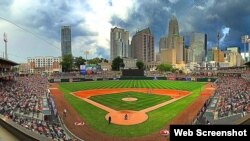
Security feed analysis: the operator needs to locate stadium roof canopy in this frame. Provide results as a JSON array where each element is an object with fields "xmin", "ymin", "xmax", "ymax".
[{"xmin": 0, "ymin": 57, "xmax": 19, "ymax": 66}]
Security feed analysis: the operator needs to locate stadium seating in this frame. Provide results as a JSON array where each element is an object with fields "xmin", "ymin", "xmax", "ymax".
[{"xmin": 0, "ymin": 75, "xmax": 72, "ymax": 141}]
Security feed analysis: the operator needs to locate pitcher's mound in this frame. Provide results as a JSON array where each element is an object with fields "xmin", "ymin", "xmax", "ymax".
[
  {"xmin": 122, "ymin": 97, "xmax": 138, "ymax": 102},
  {"xmin": 105, "ymin": 110, "xmax": 148, "ymax": 125}
]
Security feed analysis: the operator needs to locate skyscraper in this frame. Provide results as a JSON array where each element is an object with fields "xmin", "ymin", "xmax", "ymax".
[
  {"xmin": 131, "ymin": 28, "xmax": 154, "ymax": 66},
  {"xmin": 160, "ymin": 16, "xmax": 184, "ymax": 64},
  {"xmin": 61, "ymin": 26, "xmax": 72, "ymax": 56},
  {"xmin": 189, "ymin": 32, "xmax": 207, "ymax": 64},
  {"xmin": 168, "ymin": 16, "xmax": 179, "ymax": 36},
  {"xmin": 160, "ymin": 48, "xmax": 176, "ymax": 65},
  {"xmin": 159, "ymin": 37, "xmax": 166, "ymax": 53},
  {"xmin": 110, "ymin": 27, "xmax": 130, "ymax": 61}
]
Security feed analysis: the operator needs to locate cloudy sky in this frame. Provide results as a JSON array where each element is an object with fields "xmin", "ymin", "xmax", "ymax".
[{"xmin": 0, "ymin": 0, "xmax": 249, "ymax": 63}]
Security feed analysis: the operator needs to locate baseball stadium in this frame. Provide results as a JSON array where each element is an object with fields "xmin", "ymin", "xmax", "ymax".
[
  {"xmin": 0, "ymin": 1, "xmax": 250, "ymax": 140},
  {"xmin": 1, "ymin": 58, "xmax": 249, "ymax": 141}
]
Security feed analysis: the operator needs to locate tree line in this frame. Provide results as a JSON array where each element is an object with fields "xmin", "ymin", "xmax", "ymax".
[{"xmin": 60, "ymin": 54, "xmax": 108, "ymax": 72}]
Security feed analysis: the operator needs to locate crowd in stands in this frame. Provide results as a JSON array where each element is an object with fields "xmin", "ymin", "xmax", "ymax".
[
  {"xmin": 194, "ymin": 66, "xmax": 250, "ymax": 124},
  {"xmin": 241, "ymin": 70, "xmax": 250, "ymax": 82},
  {"xmin": 194, "ymin": 75, "xmax": 250, "ymax": 124},
  {"xmin": 0, "ymin": 72, "xmax": 16, "ymax": 78},
  {"xmin": 0, "ymin": 75, "xmax": 73, "ymax": 141},
  {"xmin": 214, "ymin": 77, "xmax": 250, "ymax": 118}
]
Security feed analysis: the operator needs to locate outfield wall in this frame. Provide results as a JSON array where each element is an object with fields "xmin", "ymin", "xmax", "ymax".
[{"xmin": 48, "ymin": 77, "xmax": 217, "ymax": 83}]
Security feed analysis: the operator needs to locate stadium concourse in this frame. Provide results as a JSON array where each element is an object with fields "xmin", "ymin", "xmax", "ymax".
[{"xmin": 0, "ymin": 58, "xmax": 76, "ymax": 141}]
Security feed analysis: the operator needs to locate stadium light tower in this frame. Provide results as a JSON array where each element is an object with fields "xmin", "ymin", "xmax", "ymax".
[
  {"xmin": 3, "ymin": 32, "xmax": 7, "ymax": 59},
  {"xmin": 84, "ymin": 50, "xmax": 90, "ymax": 64},
  {"xmin": 248, "ymin": 38, "xmax": 250, "ymax": 61},
  {"xmin": 241, "ymin": 35, "xmax": 249, "ymax": 62}
]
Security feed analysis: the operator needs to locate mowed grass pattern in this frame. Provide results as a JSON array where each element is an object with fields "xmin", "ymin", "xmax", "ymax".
[
  {"xmin": 60, "ymin": 80, "xmax": 203, "ymax": 91},
  {"xmin": 89, "ymin": 91, "xmax": 172, "ymax": 111},
  {"xmin": 59, "ymin": 80, "xmax": 205, "ymax": 137}
]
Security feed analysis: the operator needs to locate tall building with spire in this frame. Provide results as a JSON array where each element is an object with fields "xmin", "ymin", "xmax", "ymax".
[
  {"xmin": 131, "ymin": 28, "xmax": 154, "ymax": 68},
  {"xmin": 110, "ymin": 27, "xmax": 130, "ymax": 61},
  {"xmin": 159, "ymin": 16, "xmax": 184, "ymax": 64},
  {"xmin": 168, "ymin": 16, "xmax": 179, "ymax": 36}
]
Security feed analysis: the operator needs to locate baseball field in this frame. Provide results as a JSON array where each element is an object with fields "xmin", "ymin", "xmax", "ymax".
[{"xmin": 57, "ymin": 80, "xmax": 204, "ymax": 138}]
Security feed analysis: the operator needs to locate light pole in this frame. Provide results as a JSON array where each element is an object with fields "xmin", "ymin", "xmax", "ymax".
[
  {"xmin": 84, "ymin": 50, "xmax": 90, "ymax": 64},
  {"xmin": 217, "ymin": 32, "xmax": 220, "ymax": 69},
  {"xmin": 247, "ymin": 38, "xmax": 250, "ymax": 62},
  {"xmin": 241, "ymin": 35, "xmax": 249, "ymax": 62},
  {"xmin": 3, "ymin": 32, "xmax": 7, "ymax": 60}
]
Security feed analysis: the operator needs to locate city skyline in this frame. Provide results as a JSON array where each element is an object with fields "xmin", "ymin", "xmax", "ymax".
[{"xmin": 0, "ymin": 0, "xmax": 249, "ymax": 63}]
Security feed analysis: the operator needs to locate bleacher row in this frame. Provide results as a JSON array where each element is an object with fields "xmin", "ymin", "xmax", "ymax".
[{"xmin": 0, "ymin": 75, "xmax": 73, "ymax": 141}]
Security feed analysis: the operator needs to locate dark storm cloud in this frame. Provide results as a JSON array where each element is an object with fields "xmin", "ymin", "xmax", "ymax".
[
  {"xmin": 111, "ymin": 0, "xmax": 250, "ymax": 52},
  {"xmin": 178, "ymin": 0, "xmax": 250, "ymax": 51},
  {"xmin": 209, "ymin": 0, "xmax": 250, "ymax": 50},
  {"xmin": 110, "ymin": 0, "xmax": 175, "ymax": 51}
]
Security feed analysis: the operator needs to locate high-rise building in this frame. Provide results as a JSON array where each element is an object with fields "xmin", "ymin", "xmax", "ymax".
[
  {"xmin": 183, "ymin": 46, "xmax": 189, "ymax": 64},
  {"xmin": 207, "ymin": 48, "xmax": 214, "ymax": 62},
  {"xmin": 159, "ymin": 16, "xmax": 184, "ymax": 64},
  {"xmin": 156, "ymin": 53, "xmax": 161, "ymax": 62},
  {"xmin": 168, "ymin": 16, "xmax": 179, "ymax": 36},
  {"xmin": 226, "ymin": 46, "xmax": 240, "ymax": 53},
  {"xmin": 189, "ymin": 32, "xmax": 207, "ymax": 64},
  {"xmin": 61, "ymin": 26, "xmax": 72, "ymax": 56},
  {"xmin": 213, "ymin": 49, "xmax": 224, "ymax": 62},
  {"xmin": 131, "ymin": 28, "xmax": 154, "ymax": 67},
  {"xmin": 224, "ymin": 50, "xmax": 243, "ymax": 67},
  {"xmin": 110, "ymin": 27, "xmax": 130, "ymax": 61},
  {"xmin": 159, "ymin": 37, "xmax": 166, "ymax": 52},
  {"xmin": 160, "ymin": 48, "xmax": 176, "ymax": 65}
]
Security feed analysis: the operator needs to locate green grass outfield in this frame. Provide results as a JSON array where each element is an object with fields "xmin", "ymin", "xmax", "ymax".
[
  {"xmin": 89, "ymin": 91, "xmax": 172, "ymax": 111},
  {"xmin": 59, "ymin": 80, "xmax": 204, "ymax": 137}
]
